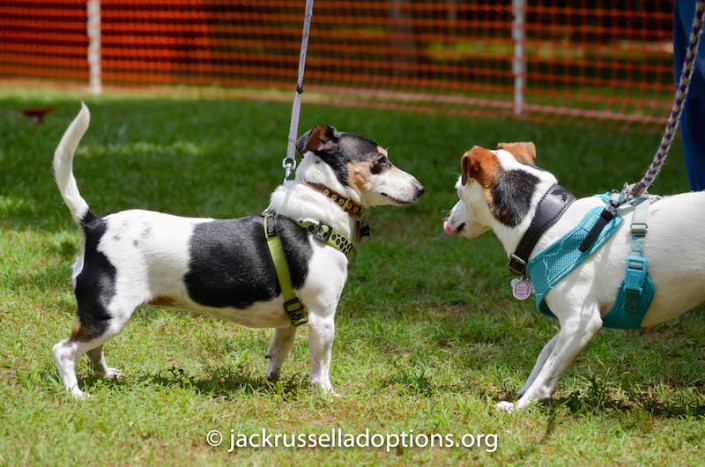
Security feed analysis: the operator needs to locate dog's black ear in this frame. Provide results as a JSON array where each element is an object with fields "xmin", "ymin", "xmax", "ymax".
[{"xmin": 296, "ymin": 124, "xmax": 339, "ymax": 155}]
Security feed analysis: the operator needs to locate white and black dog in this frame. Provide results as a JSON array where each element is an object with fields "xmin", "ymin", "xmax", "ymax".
[
  {"xmin": 52, "ymin": 104, "xmax": 424, "ymax": 399},
  {"xmin": 445, "ymin": 142, "xmax": 705, "ymax": 412}
]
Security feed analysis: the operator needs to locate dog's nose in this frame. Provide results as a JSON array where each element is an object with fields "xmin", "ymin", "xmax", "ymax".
[
  {"xmin": 443, "ymin": 220, "xmax": 458, "ymax": 235},
  {"xmin": 415, "ymin": 184, "xmax": 425, "ymax": 198}
]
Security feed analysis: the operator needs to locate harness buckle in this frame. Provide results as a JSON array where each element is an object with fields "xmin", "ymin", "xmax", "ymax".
[
  {"xmin": 623, "ymin": 255, "xmax": 648, "ymax": 315},
  {"xmin": 624, "ymin": 256, "xmax": 647, "ymax": 292},
  {"xmin": 313, "ymin": 222, "xmax": 333, "ymax": 242},
  {"xmin": 508, "ymin": 254, "xmax": 527, "ymax": 276},
  {"xmin": 284, "ymin": 298, "xmax": 308, "ymax": 326},
  {"xmin": 265, "ymin": 214, "xmax": 277, "ymax": 237},
  {"xmin": 631, "ymin": 223, "xmax": 647, "ymax": 236}
]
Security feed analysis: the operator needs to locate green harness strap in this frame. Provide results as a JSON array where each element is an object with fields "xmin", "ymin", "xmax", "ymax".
[
  {"xmin": 263, "ymin": 212, "xmax": 308, "ymax": 326},
  {"xmin": 263, "ymin": 210, "xmax": 355, "ymax": 327},
  {"xmin": 297, "ymin": 220, "xmax": 355, "ymax": 258}
]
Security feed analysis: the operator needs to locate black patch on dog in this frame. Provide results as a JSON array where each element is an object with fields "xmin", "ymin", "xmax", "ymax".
[
  {"xmin": 370, "ymin": 155, "xmax": 391, "ymax": 175},
  {"xmin": 490, "ymin": 170, "xmax": 539, "ymax": 227},
  {"xmin": 309, "ymin": 133, "xmax": 383, "ymax": 186},
  {"xmin": 184, "ymin": 215, "xmax": 312, "ymax": 309},
  {"xmin": 73, "ymin": 211, "xmax": 116, "ymax": 341}
]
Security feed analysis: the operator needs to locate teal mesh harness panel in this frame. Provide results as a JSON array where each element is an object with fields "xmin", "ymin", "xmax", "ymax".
[{"xmin": 525, "ymin": 194, "xmax": 655, "ymax": 329}]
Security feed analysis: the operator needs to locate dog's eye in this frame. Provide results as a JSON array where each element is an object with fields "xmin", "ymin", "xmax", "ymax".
[{"xmin": 370, "ymin": 156, "xmax": 389, "ymax": 175}]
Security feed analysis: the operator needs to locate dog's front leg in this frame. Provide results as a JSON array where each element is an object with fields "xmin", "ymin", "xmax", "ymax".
[
  {"xmin": 265, "ymin": 325, "xmax": 297, "ymax": 382},
  {"xmin": 308, "ymin": 312, "xmax": 338, "ymax": 396},
  {"xmin": 497, "ymin": 306, "xmax": 602, "ymax": 412},
  {"xmin": 517, "ymin": 334, "xmax": 559, "ymax": 398}
]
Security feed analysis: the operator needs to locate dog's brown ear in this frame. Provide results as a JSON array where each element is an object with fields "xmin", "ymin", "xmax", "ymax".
[
  {"xmin": 497, "ymin": 142, "xmax": 536, "ymax": 165},
  {"xmin": 460, "ymin": 146, "xmax": 500, "ymax": 188},
  {"xmin": 296, "ymin": 124, "xmax": 339, "ymax": 155}
]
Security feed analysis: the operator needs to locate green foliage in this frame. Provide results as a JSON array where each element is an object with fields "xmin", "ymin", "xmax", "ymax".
[{"xmin": 1, "ymin": 88, "xmax": 703, "ymax": 464}]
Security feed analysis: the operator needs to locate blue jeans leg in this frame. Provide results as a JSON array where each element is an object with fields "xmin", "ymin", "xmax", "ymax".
[
  {"xmin": 675, "ymin": 0, "xmax": 705, "ymax": 190},
  {"xmin": 680, "ymin": 97, "xmax": 705, "ymax": 191}
]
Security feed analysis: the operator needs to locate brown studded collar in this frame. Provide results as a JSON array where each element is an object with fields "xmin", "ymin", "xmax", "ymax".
[{"xmin": 305, "ymin": 181, "xmax": 365, "ymax": 216}]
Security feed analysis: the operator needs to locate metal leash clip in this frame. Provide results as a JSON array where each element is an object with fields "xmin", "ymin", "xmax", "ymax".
[{"xmin": 282, "ymin": 157, "xmax": 297, "ymax": 183}]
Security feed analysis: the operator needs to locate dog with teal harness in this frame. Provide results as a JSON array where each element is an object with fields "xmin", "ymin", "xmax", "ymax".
[
  {"xmin": 446, "ymin": 0, "xmax": 705, "ymax": 412},
  {"xmin": 518, "ymin": 0, "xmax": 705, "ymax": 329},
  {"xmin": 526, "ymin": 191, "xmax": 658, "ymax": 330}
]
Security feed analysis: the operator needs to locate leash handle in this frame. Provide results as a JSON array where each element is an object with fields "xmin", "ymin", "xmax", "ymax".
[
  {"xmin": 283, "ymin": 0, "xmax": 315, "ymax": 182},
  {"xmin": 631, "ymin": 0, "xmax": 705, "ymax": 198}
]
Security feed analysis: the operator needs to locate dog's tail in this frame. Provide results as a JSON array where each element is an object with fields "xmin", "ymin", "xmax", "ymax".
[{"xmin": 53, "ymin": 103, "xmax": 91, "ymax": 225}]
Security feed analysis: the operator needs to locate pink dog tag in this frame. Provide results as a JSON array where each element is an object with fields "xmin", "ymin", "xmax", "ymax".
[{"xmin": 511, "ymin": 278, "xmax": 533, "ymax": 300}]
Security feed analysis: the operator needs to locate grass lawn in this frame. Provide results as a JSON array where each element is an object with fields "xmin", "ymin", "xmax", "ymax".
[{"xmin": 1, "ymin": 87, "xmax": 704, "ymax": 465}]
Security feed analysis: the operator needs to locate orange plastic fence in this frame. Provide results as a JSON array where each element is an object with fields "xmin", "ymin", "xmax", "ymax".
[{"xmin": 0, "ymin": 0, "xmax": 675, "ymax": 126}]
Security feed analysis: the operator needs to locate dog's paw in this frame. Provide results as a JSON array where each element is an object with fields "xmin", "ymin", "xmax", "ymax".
[
  {"xmin": 265, "ymin": 369, "xmax": 281, "ymax": 383},
  {"xmin": 311, "ymin": 381, "xmax": 339, "ymax": 398},
  {"xmin": 319, "ymin": 390, "xmax": 341, "ymax": 400},
  {"xmin": 495, "ymin": 401, "xmax": 516, "ymax": 413},
  {"xmin": 71, "ymin": 389, "xmax": 92, "ymax": 401},
  {"xmin": 102, "ymin": 368, "xmax": 123, "ymax": 380}
]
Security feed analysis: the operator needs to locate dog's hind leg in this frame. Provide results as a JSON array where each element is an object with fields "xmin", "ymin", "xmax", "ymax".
[
  {"xmin": 53, "ymin": 337, "xmax": 94, "ymax": 400},
  {"xmin": 517, "ymin": 334, "xmax": 559, "ymax": 398},
  {"xmin": 53, "ymin": 300, "xmax": 136, "ymax": 399},
  {"xmin": 87, "ymin": 345, "xmax": 122, "ymax": 380},
  {"xmin": 497, "ymin": 304, "xmax": 602, "ymax": 412},
  {"xmin": 265, "ymin": 325, "xmax": 297, "ymax": 382},
  {"xmin": 53, "ymin": 327, "xmax": 118, "ymax": 400}
]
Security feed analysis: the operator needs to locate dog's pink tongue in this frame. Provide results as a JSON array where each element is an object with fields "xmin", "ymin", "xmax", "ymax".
[{"xmin": 443, "ymin": 220, "xmax": 457, "ymax": 235}]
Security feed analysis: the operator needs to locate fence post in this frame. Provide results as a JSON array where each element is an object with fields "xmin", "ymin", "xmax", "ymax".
[
  {"xmin": 512, "ymin": 0, "xmax": 526, "ymax": 115},
  {"xmin": 87, "ymin": 0, "xmax": 102, "ymax": 94}
]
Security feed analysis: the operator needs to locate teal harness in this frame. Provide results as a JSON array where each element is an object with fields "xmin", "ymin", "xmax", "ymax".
[{"xmin": 526, "ymin": 193, "xmax": 655, "ymax": 330}]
